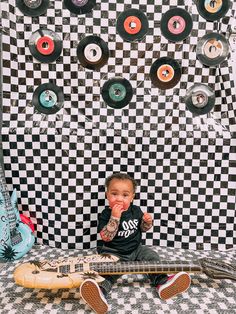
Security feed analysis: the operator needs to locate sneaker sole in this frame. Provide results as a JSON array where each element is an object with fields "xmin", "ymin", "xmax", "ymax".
[
  {"xmin": 80, "ymin": 281, "xmax": 108, "ymax": 314},
  {"xmin": 159, "ymin": 273, "xmax": 191, "ymax": 300}
]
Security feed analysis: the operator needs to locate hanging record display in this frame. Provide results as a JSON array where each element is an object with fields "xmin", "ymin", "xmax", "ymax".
[
  {"xmin": 64, "ymin": 0, "xmax": 96, "ymax": 15},
  {"xmin": 196, "ymin": 32, "xmax": 229, "ymax": 66},
  {"xmin": 16, "ymin": 0, "xmax": 49, "ymax": 17},
  {"xmin": 150, "ymin": 57, "xmax": 181, "ymax": 90},
  {"xmin": 29, "ymin": 29, "xmax": 63, "ymax": 63},
  {"xmin": 32, "ymin": 83, "xmax": 64, "ymax": 115},
  {"xmin": 77, "ymin": 36, "xmax": 109, "ymax": 70},
  {"xmin": 185, "ymin": 83, "xmax": 215, "ymax": 115},
  {"xmin": 160, "ymin": 8, "xmax": 193, "ymax": 42},
  {"xmin": 116, "ymin": 8, "xmax": 149, "ymax": 42},
  {"xmin": 101, "ymin": 77, "xmax": 133, "ymax": 109},
  {"xmin": 196, "ymin": 0, "xmax": 231, "ymax": 21}
]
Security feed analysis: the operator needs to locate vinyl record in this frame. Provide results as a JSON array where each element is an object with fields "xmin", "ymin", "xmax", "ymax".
[
  {"xmin": 116, "ymin": 8, "xmax": 149, "ymax": 42},
  {"xmin": 196, "ymin": 0, "xmax": 231, "ymax": 21},
  {"xmin": 196, "ymin": 32, "xmax": 229, "ymax": 66},
  {"xmin": 160, "ymin": 8, "xmax": 193, "ymax": 42},
  {"xmin": 16, "ymin": 0, "xmax": 49, "ymax": 17},
  {"xmin": 64, "ymin": 0, "xmax": 96, "ymax": 15},
  {"xmin": 33, "ymin": 83, "xmax": 64, "ymax": 114},
  {"xmin": 102, "ymin": 77, "xmax": 133, "ymax": 109},
  {"xmin": 185, "ymin": 83, "xmax": 215, "ymax": 115},
  {"xmin": 77, "ymin": 36, "xmax": 109, "ymax": 70},
  {"xmin": 150, "ymin": 57, "xmax": 181, "ymax": 90},
  {"xmin": 29, "ymin": 29, "xmax": 62, "ymax": 63}
]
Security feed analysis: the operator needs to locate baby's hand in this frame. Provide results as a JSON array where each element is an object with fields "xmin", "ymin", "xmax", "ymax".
[
  {"xmin": 142, "ymin": 212, "xmax": 152, "ymax": 224},
  {"xmin": 111, "ymin": 204, "xmax": 123, "ymax": 218}
]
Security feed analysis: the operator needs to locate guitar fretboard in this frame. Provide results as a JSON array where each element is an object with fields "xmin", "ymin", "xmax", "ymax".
[
  {"xmin": 58, "ymin": 260, "xmax": 202, "ymax": 275},
  {"xmin": 0, "ymin": 164, "xmax": 21, "ymax": 244}
]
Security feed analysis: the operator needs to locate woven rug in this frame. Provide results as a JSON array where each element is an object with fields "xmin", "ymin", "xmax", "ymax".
[{"xmin": 0, "ymin": 244, "xmax": 235, "ymax": 313}]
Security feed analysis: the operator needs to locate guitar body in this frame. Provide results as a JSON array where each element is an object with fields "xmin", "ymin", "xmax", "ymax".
[
  {"xmin": 0, "ymin": 188, "xmax": 35, "ymax": 261},
  {"xmin": 14, "ymin": 254, "xmax": 118, "ymax": 289}
]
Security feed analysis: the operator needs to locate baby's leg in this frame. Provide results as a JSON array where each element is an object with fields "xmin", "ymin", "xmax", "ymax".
[{"xmin": 135, "ymin": 245, "xmax": 168, "ymax": 285}]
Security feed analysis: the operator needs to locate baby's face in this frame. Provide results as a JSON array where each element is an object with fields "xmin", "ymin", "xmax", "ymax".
[{"xmin": 106, "ymin": 179, "xmax": 135, "ymax": 211}]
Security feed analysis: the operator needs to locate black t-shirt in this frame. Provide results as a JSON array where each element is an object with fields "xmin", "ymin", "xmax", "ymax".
[{"xmin": 98, "ymin": 204, "xmax": 144, "ymax": 254}]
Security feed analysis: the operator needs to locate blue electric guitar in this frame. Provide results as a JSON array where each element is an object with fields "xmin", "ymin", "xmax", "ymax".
[{"xmin": 0, "ymin": 164, "xmax": 35, "ymax": 261}]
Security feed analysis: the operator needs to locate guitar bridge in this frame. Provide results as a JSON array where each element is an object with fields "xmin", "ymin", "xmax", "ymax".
[{"xmin": 10, "ymin": 231, "xmax": 23, "ymax": 246}]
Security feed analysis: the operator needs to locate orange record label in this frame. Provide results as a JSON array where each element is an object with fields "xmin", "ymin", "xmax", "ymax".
[
  {"xmin": 157, "ymin": 64, "xmax": 175, "ymax": 82},
  {"xmin": 124, "ymin": 16, "xmax": 142, "ymax": 34}
]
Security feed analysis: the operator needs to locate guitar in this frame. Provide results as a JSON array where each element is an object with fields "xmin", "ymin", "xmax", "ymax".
[
  {"xmin": 0, "ymin": 164, "xmax": 35, "ymax": 261},
  {"xmin": 14, "ymin": 253, "xmax": 236, "ymax": 289}
]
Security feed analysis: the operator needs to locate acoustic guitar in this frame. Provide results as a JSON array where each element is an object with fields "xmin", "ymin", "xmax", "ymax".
[
  {"xmin": 0, "ymin": 164, "xmax": 35, "ymax": 261},
  {"xmin": 14, "ymin": 253, "xmax": 236, "ymax": 289}
]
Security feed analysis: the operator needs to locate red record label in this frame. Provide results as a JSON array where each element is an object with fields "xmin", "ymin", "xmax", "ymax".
[{"xmin": 36, "ymin": 36, "xmax": 55, "ymax": 55}]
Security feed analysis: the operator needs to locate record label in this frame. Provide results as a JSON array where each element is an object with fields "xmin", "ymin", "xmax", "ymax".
[
  {"xmin": 36, "ymin": 36, "xmax": 55, "ymax": 55},
  {"xmin": 124, "ymin": 16, "xmax": 142, "ymax": 35},
  {"xmin": 150, "ymin": 57, "xmax": 181, "ymax": 90},
  {"xmin": 160, "ymin": 8, "xmax": 193, "ymax": 42},
  {"xmin": 196, "ymin": 0, "xmax": 230, "ymax": 21},
  {"xmin": 16, "ymin": 0, "xmax": 49, "ymax": 16},
  {"xmin": 102, "ymin": 77, "xmax": 133, "ymax": 109},
  {"xmin": 33, "ymin": 83, "xmax": 64, "ymax": 114},
  {"xmin": 157, "ymin": 64, "xmax": 175, "ymax": 82},
  {"xmin": 185, "ymin": 83, "xmax": 215, "ymax": 115},
  {"xmin": 204, "ymin": 0, "xmax": 222, "ymax": 13},
  {"xmin": 29, "ymin": 29, "xmax": 62, "ymax": 63},
  {"xmin": 196, "ymin": 33, "xmax": 229, "ymax": 66},
  {"xmin": 39, "ymin": 90, "xmax": 57, "ymax": 108},
  {"xmin": 64, "ymin": 0, "xmax": 96, "ymax": 15},
  {"xmin": 116, "ymin": 9, "xmax": 149, "ymax": 42},
  {"xmin": 77, "ymin": 36, "xmax": 109, "ymax": 70},
  {"xmin": 168, "ymin": 16, "xmax": 186, "ymax": 34},
  {"xmin": 84, "ymin": 44, "xmax": 102, "ymax": 63}
]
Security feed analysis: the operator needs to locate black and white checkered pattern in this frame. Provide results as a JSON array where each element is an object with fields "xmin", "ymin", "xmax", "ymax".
[
  {"xmin": 0, "ymin": 0, "xmax": 236, "ymax": 250},
  {"xmin": 0, "ymin": 245, "xmax": 236, "ymax": 313}
]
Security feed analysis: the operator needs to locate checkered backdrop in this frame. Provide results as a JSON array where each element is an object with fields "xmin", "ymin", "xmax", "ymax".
[{"xmin": 0, "ymin": 0, "xmax": 236, "ymax": 251}]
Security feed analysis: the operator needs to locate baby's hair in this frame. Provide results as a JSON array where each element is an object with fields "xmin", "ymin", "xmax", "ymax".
[{"xmin": 105, "ymin": 173, "xmax": 137, "ymax": 193}]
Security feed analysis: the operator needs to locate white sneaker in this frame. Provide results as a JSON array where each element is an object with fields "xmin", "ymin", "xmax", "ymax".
[
  {"xmin": 157, "ymin": 272, "xmax": 191, "ymax": 300},
  {"xmin": 80, "ymin": 279, "xmax": 109, "ymax": 314}
]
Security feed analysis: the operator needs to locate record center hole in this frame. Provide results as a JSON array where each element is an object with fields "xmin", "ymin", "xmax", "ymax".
[
  {"xmin": 45, "ymin": 92, "xmax": 52, "ymax": 101},
  {"xmin": 173, "ymin": 21, "xmax": 180, "ymax": 29},
  {"xmin": 197, "ymin": 95, "xmax": 205, "ymax": 104},
  {"xmin": 210, "ymin": 0, "xmax": 217, "ymax": 8},
  {"xmin": 42, "ymin": 42, "xmax": 49, "ymax": 49},
  {"xmin": 90, "ymin": 49, "xmax": 97, "ymax": 57},
  {"xmin": 129, "ymin": 22, "xmax": 137, "ymax": 29},
  {"xmin": 209, "ymin": 45, "xmax": 217, "ymax": 53},
  {"xmin": 162, "ymin": 69, "xmax": 170, "ymax": 77},
  {"xmin": 114, "ymin": 88, "xmax": 121, "ymax": 96}
]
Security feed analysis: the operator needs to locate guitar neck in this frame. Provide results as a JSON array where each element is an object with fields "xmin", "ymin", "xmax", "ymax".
[
  {"xmin": 72, "ymin": 260, "xmax": 202, "ymax": 275},
  {"xmin": 0, "ymin": 164, "xmax": 17, "ymax": 232}
]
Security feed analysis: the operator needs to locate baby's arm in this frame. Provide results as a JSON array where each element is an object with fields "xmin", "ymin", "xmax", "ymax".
[
  {"xmin": 140, "ymin": 212, "xmax": 153, "ymax": 232},
  {"xmin": 100, "ymin": 204, "xmax": 122, "ymax": 242},
  {"xmin": 100, "ymin": 216, "xmax": 120, "ymax": 241}
]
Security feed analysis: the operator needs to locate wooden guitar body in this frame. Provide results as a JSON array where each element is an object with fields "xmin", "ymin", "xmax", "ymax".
[{"xmin": 14, "ymin": 254, "xmax": 119, "ymax": 289}]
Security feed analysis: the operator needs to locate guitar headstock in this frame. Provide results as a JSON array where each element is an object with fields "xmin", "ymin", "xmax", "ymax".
[{"xmin": 200, "ymin": 258, "xmax": 236, "ymax": 281}]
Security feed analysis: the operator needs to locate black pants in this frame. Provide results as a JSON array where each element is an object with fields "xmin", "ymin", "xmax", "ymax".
[{"xmin": 97, "ymin": 244, "xmax": 168, "ymax": 295}]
